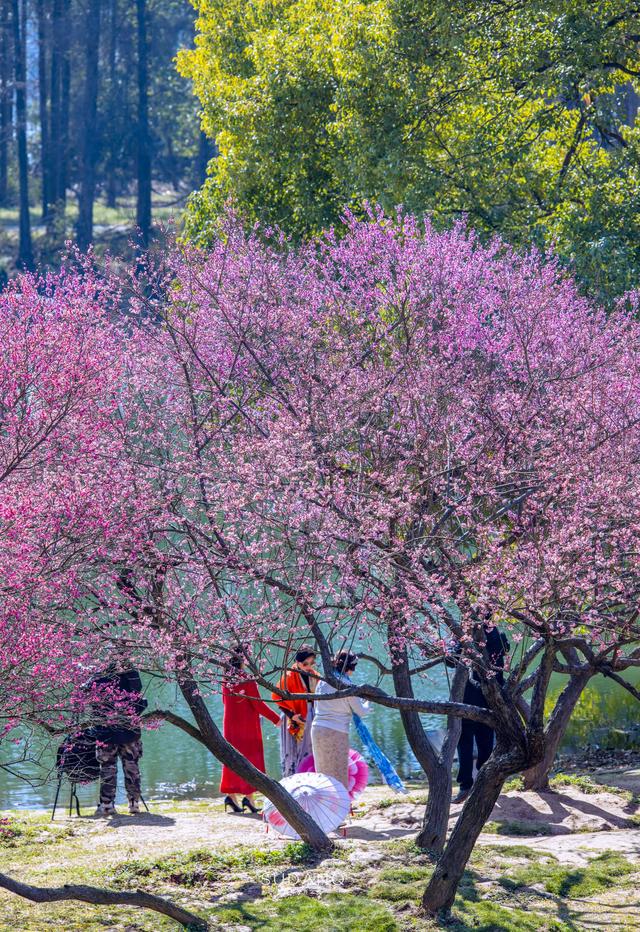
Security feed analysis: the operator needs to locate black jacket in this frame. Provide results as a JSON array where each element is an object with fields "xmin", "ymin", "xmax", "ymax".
[
  {"xmin": 91, "ymin": 669, "xmax": 147, "ymax": 745},
  {"xmin": 463, "ymin": 627, "xmax": 509, "ymax": 709}
]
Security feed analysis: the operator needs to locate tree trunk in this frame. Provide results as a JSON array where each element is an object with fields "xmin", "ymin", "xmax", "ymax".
[
  {"xmin": 391, "ymin": 645, "xmax": 441, "ymax": 777},
  {"xmin": 390, "ymin": 642, "xmax": 452, "ymax": 852},
  {"xmin": 415, "ymin": 665, "xmax": 465, "ymax": 852},
  {"xmin": 76, "ymin": 0, "xmax": 101, "ymax": 250},
  {"xmin": 11, "ymin": 0, "xmax": 33, "ymax": 269},
  {"xmin": 135, "ymin": 0, "xmax": 151, "ymax": 248},
  {"xmin": 49, "ymin": 0, "xmax": 62, "ymax": 230},
  {"xmin": 522, "ymin": 670, "xmax": 592, "ymax": 791},
  {"xmin": 422, "ymin": 743, "xmax": 524, "ymax": 917},
  {"xmin": 36, "ymin": 0, "xmax": 51, "ymax": 221},
  {"xmin": 59, "ymin": 0, "xmax": 70, "ymax": 210},
  {"xmin": 0, "ymin": 0, "xmax": 12, "ymax": 206},
  {"xmin": 104, "ymin": 0, "xmax": 117, "ymax": 209},
  {"xmin": 416, "ymin": 761, "xmax": 453, "ymax": 852},
  {"xmin": 179, "ymin": 678, "xmax": 333, "ymax": 852},
  {"xmin": 387, "ymin": 635, "xmax": 467, "ymax": 855}
]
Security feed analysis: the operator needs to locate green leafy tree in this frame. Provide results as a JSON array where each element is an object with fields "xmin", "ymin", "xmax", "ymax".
[{"xmin": 179, "ymin": 0, "xmax": 640, "ymax": 299}]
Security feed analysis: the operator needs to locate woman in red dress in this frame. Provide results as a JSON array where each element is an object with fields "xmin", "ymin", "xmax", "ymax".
[{"xmin": 220, "ymin": 653, "xmax": 280, "ymax": 813}]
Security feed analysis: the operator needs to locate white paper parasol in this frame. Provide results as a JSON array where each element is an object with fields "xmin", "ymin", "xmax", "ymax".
[{"xmin": 263, "ymin": 771, "xmax": 350, "ymax": 839}]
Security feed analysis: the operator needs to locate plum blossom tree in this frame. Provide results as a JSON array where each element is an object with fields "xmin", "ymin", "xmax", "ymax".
[
  {"xmin": 112, "ymin": 211, "xmax": 640, "ymax": 915},
  {"xmin": 6, "ymin": 215, "xmax": 640, "ymax": 920},
  {"xmin": 0, "ymin": 264, "xmax": 210, "ymax": 930},
  {"xmin": 0, "ymin": 262, "xmax": 132, "ymax": 735}
]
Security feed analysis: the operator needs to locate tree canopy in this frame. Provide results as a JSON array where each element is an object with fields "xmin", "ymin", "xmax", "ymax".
[{"xmin": 180, "ymin": 0, "xmax": 640, "ymax": 301}]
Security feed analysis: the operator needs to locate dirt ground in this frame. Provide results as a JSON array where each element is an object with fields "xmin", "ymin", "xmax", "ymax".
[{"xmin": 52, "ymin": 766, "xmax": 640, "ymax": 864}]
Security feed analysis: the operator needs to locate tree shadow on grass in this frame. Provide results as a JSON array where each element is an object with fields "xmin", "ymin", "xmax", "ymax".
[{"xmin": 104, "ymin": 812, "xmax": 175, "ymax": 829}]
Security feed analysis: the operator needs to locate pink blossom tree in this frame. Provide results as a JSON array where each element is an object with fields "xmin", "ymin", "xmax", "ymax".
[
  {"xmin": 7, "ymin": 216, "xmax": 640, "ymax": 919},
  {"xmin": 0, "ymin": 264, "xmax": 210, "ymax": 930},
  {"xmin": 112, "ymin": 212, "xmax": 640, "ymax": 915},
  {"xmin": 0, "ymin": 261, "xmax": 131, "ymax": 734}
]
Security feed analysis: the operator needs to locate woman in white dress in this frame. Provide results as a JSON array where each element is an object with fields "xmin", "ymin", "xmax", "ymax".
[{"xmin": 311, "ymin": 651, "xmax": 369, "ymax": 789}]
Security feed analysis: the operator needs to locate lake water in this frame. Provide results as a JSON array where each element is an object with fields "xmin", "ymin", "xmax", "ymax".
[{"xmin": 1, "ymin": 660, "xmax": 638, "ymax": 811}]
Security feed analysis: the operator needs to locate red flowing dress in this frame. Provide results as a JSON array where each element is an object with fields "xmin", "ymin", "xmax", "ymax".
[{"xmin": 220, "ymin": 678, "xmax": 281, "ymax": 795}]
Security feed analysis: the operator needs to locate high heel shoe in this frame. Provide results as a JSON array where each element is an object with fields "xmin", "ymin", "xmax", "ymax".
[
  {"xmin": 242, "ymin": 796, "xmax": 261, "ymax": 814},
  {"xmin": 224, "ymin": 795, "xmax": 243, "ymax": 813}
]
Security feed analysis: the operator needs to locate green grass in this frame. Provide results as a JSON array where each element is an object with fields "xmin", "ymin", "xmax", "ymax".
[
  {"xmin": 500, "ymin": 850, "xmax": 636, "ymax": 898},
  {"xmin": 483, "ymin": 819, "xmax": 554, "ymax": 836},
  {"xmin": 213, "ymin": 893, "xmax": 398, "ymax": 932},
  {"xmin": 472, "ymin": 843, "xmax": 557, "ymax": 865},
  {"xmin": 111, "ymin": 842, "xmax": 317, "ymax": 888},
  {"xmin": 370, "ymin": 865, "xmax": 432, "ymax": 902},
  {"xmin": 0, "ymin": 813, "xmax": 74, "ymax": 849},
  {"xmin": 384, "ymin": 837, "xmax": 429, "ymax": 858},
  {"xmin": 549, "ymin": 773, "xmax": 604, "ymax": 795},
  {"xmin": 452, "ymin": 900, "xmax": 570, "ymax": 931},
  {"xmin": 372, "ymin": 793, "xmax": 428, "ymax": 810}
]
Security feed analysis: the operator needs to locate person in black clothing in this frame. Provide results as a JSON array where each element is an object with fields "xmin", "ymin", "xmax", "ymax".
[
  {"xmin": 453, "ymin": 624, "xmax": 509, "ymax": 804},
  {"xmin": 91, "ymin": 663, "xmax": 147, "ymax": 816}
]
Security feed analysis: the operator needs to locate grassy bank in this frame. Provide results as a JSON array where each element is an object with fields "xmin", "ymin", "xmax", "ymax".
[{"xmin": 1, "ymin": 785, "xmax": 639, "ymax": 932}]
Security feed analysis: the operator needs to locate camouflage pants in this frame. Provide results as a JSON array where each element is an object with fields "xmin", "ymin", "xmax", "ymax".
[{"xmin": 96, "ymin": 738, "xmax": 142, "ymax": 805}]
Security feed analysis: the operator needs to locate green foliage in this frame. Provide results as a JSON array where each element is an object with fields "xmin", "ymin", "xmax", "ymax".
[
  {"xmin": 180, "ymin": 0, "xmax": 640, "ymax": 301},
  {"xmin": 112, "ymin": 842, "xmax": 316, "ymax": 887},
  {"xmin": 501, "ymin": 850, "xmax": 636, "ymax": 898}
]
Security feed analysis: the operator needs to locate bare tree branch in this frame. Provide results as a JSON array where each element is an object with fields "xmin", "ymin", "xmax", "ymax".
[{"xmin": 0, "ymin": 872, "xmax": 207, "ymax": 929}]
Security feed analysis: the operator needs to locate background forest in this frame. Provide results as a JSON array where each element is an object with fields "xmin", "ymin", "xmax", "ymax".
[
  {"xmin": 0, "ymin": 1, "xmax": 639, "ymax": 300},
  {"xmin": 0, "ymin": 0, "xmax": 208, "ymax": 272}
]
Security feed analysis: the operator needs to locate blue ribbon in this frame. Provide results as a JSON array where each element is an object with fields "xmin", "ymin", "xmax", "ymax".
[{"xmin": 336, "ymin": 671, "xmax": 406, "ymax": 794}]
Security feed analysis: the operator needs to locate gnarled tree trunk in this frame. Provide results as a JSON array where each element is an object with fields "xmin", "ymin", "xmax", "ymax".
[
  {"xmin": 522, "ymin": 670, "xmax": 592, "ymax": 790},
  {"xmin": 421, "ymin": 740, "xmax": 526, "ymax": 917},
  {"xmin": 179, "ymin": 678, "xmax": 332, "ymax": 852}
]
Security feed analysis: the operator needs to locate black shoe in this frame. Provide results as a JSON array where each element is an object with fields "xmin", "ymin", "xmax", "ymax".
[
  {"xmin": 453, "ymin": 787, "xmax": 471, "ymax": 804},
  {"xmin": 242, "ymin": 796, "xmax": 261, "ymax": 814},
  {"xmin": 224, "ymin": 795, "xmax": 243, "ymax": 813}
]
